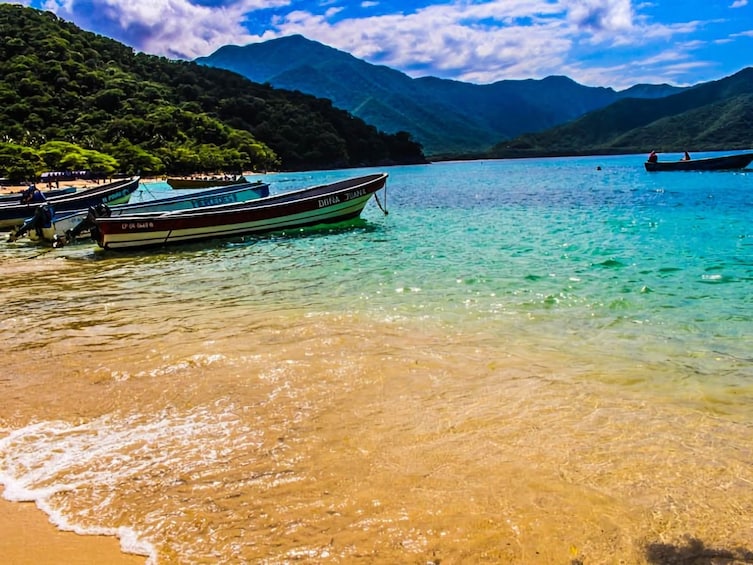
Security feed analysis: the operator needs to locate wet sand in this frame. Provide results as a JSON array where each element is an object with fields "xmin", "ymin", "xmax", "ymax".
[
  {"xmin": 1, "ymin": 179, "xmax": 145, "ymax": 561},
  {"xmin": 0, "ymin": 178, "xmax": 159, "ymax": 195},
  {"xmin": 0, "ymin": 488, "xmax": 144, "ymax": 565}
]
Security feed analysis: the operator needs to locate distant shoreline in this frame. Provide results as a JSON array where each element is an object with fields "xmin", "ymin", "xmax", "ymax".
[
  {"xmin": 0, "ymin": 177, "xmax": 166, "ymax": 196},
  {"xmin": 0, "ymin": 174, "xmax": 268, "ymax": 195}
]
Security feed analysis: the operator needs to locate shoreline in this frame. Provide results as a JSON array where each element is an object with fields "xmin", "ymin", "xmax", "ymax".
[
  {"xmin": 0, "ymin": 177, "xmax": 164, "ymax": 196},
  {"xmin": 0, "ymin": 174, "xmax": 259, "ymax": 196},
  {"xmin": 0, "ymin": 488, "xmax": 145, "ymax": 564}
]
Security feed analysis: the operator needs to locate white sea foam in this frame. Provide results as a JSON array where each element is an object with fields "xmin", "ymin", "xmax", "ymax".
[
  {"xmin": 143, "ymin": 352, "xmax": 227, "ymax": 378},
  {"xmin": 0, "ymin": 401, "xmax": 261, "ymax": 565},
  {"xmin": 0, "ymin": 471, "xmax": 157, "ymax": 563}
]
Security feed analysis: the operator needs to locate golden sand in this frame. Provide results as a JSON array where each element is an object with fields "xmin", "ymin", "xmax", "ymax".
[
  {"xmin": 0, "ymin": 177, "xmax": 167, "ymax": 195},
  {"xmin": 0, "ymin": 489, "xmax": 144, "ymax": 565}
]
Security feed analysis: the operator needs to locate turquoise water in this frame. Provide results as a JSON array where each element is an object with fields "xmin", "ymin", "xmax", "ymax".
[
  {"xmin": 142, "ymin": 154, "xmax": 753, "ymax": 402},
  {"xmin": 1, "ymin": 154, "xmax": 753, "ymax": 563}
]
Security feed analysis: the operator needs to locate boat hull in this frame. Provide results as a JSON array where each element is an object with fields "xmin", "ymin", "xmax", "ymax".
[
  {"xmin": 644, "ymin": 152, "xmax": 753, "ymax": 171},
  {"xmin": 94, "ymin": 173, "xmax": 388, "ymax": 250},
  {"xmin": 0, "ymin": 177, "xmax": 140, "ymax": 229}
]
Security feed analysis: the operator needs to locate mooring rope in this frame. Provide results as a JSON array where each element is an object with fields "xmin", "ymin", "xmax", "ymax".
[{"xmin": 374, "ymin": 185, "xmax": 388, "ymax": 215}]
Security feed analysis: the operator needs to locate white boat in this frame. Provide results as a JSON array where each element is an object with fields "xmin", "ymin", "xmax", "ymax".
[
  {"xmin": 93, "ymin": 173, "xmax": 388, "ymax": 250},
  {"xmin": 10, "ymin": 180, "xmax": 269, "ymax": 245},
  {"xmin": 0, "ymin": 176, "xmax": 139, "ymax": 230}
]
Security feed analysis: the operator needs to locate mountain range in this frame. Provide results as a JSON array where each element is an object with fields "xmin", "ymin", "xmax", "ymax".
[
  {"xmin": 197, "ymin": 35, "xmax": 685, "ymax": 157},
  {"xmin": 488, "ymin": 67, "xmax": 753, "ymax": 158}
]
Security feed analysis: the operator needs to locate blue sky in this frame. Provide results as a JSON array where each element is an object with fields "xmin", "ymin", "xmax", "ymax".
[{"xmin": 7, "ymin": 0, "xmax": 753, "ymax": 89}]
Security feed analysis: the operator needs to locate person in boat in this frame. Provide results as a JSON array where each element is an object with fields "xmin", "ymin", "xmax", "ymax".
[
  {"xmin": 682, "ymin": 151, "xmax": 691, "ymax": 161},
  {"xmin": 647, "ymin": 150, "xmax": 658, "ymax": 163},
  {"xmin": 20, "ymin": 183, "xmax": 46, "ymax": 204}
]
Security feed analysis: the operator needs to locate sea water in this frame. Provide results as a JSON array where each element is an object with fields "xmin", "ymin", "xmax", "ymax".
[{"xmin": 1, "ymin": 154, "xmax": 752, "ymax": 563}]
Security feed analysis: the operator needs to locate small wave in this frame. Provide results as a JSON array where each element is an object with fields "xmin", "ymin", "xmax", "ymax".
[
  {"xmin": 699, "ymin": 273, "xmax": 735, "ymax": 284},
  {"xmin": 0, "ymin": 401, "xmax": 260, "ymax": 565},
  {"xmin": 592, "ymin": 258, "xmax": 626, "ymax": 269}
]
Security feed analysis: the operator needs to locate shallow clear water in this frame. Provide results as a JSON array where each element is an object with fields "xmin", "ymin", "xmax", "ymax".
[{"xmin": 1, "ymin": 155, "xmax": 752, "ymax": 563}]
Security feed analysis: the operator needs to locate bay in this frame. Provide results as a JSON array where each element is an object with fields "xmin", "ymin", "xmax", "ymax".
[{"xmin": 1, "ymin": 154, "xmax": 752, "ymax": 563}]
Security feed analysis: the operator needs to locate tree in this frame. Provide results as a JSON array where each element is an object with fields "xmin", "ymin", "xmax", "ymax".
[
  {"xmin": 38, "ymin": 141, "xmax": 119, "ymax": 175},
  {"xmin": 108, "ymin": 140, "xmax": 163, "ymax": 175},
  {"xmin": 0, "ymin": 142, "xmax": 44, "ymax": 181}
]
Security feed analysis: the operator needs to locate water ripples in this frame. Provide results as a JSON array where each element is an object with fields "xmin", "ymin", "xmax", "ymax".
[{"xmin": 2, "ymin": 158, "xmax": 753, "ymax": 563}]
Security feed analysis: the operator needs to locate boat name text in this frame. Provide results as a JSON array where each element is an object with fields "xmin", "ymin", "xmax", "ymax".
[
  {"xmin": 122, "ymin": 221, "xmax": 155, "ymax": 230},
  {"xmin": 345, "ymin": 188, "xmax": 367, "ymax": 201},
  {"xmin": 103, "ymin": 186, "xmax": 134, "ymax": 203},
  {"xmin": 318, "ymin": 195, "xmax": 341, "ymax": 208},
  {"xmin": 190, "ymin": 194, "xmax": 239, "ymax": 208},
  {"xmin": 317, "ymin": 187, "xmax": 367, "ymax": 208}
]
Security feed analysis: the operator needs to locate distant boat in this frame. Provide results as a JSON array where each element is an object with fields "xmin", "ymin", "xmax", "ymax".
[
  {"xmin": 166, "ymin": 175, "xmax": 248, "ymax": 189},
  {"xmin": 0, "ymin": 177, "xmax": 140, "ymax": 229},
  {"xmin": 644, "ymin": 152, "xmax": 753, "ymax": 171},
  {"xmin": 11, "ymin": 180, "xmax": 270, "ymax": 245},
  {"xmin": 93, "ymin": 173, "xmax": 388, "ymax": 250}
]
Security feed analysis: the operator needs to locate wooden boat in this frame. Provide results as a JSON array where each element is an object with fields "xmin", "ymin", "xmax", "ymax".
[
  {"xmin": 93, "ymin": 173, "xmax": 388, "ymax": 250},
  {"xmin": 166, "ymin": 175, "xmax": 248, "ymax": 189},
  {"xmin": 12, "ymin": 180, "xmax": 270, "ymax": 245},
  {"xmin": 644, "ymin": 152, "xmax": 753, "ymax": 171},
  {"xmin": 0, "ymin": 177, "xmax": 140, "ymax": 229},
  {"xmin": 0, "ymin": 186, "xmax": 76, "ymax": 203}
]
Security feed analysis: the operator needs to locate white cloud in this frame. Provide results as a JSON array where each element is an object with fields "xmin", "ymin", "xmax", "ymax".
[
  {"xmin": 269, "ymin": 1, "xmax": 569, "ymax": 78},
  {"xmin": 563, "ymin": 0, "xmax": 635, "ymax": 33},
  {"xmin": 41, "ymin": 0, "xmax": 290, "ymax": 59},
  {"xmin": 262, "ymin": 0, "xmax": 707, "ymax": 87},
  {"xmin": 563, "ymin": 46, "xmax": 714, "ymax": 90},
  {"xmin": 23, "ymin": 0, "xmax": 743, "ymax": 88},
  {"xmin": 730, "ymin": 0, "xmax": 747, "ymax": 7}
]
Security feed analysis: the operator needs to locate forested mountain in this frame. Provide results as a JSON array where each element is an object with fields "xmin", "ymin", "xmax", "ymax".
[
  {"xmin": 197, "ymin": 35, "xmax": 684, "ymax": 156},
  {"xmin": 0, "ymin": 5, "xmax": 426, "ymax": 182},
  {"xmin": 489, "ymin": 67, "xmax": 753, "ymax": 158}
]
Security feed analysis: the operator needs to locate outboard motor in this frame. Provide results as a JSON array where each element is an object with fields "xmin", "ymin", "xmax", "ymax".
[
  {"xmin": 36, "ymin": 204, "xmax": 53, "ymax": 234},
  {"xmin": 7, "ymin": 203, "xmax": 54, "ymax": 242},
  {"xmin": 63, "ymin": 203, "xmax": 112, "ymax": 243}
]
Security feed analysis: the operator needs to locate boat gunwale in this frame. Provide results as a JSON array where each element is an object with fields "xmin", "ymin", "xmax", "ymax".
[{"xmin": 53, "ymin": 181, "xmax": 269, "ymax": 222}]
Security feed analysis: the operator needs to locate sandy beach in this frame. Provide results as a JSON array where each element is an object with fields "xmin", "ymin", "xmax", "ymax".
[
  {"xmin": 0, "ymin": 488, "xmax": 144, "ymax": 565},
  {"xmin": 1, "ymin": 175, "xmax": 152, "ymax": 563},
  {"xmin": 0, "ymin": 179, "xmax": 113, "ymax": 197},
  {"xmin": 0, "ymin": 178, "xmax": 160, "ymax": 196}
]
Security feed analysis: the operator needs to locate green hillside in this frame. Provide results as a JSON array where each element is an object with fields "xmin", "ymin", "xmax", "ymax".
[
  {"xmin": 0, "ymin": 5, "xmax": 426, "ymax": 181},
  {"xmin": 490, "ymin": 67, "xmax": 753, "ymax": 158},
  {"xmin": 198, "ymin": 35, "xmax": 684, "ymax": 157},
  {"xmin": 197, "ymin": 36, "xmax": 493, "ymax": 156}
]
